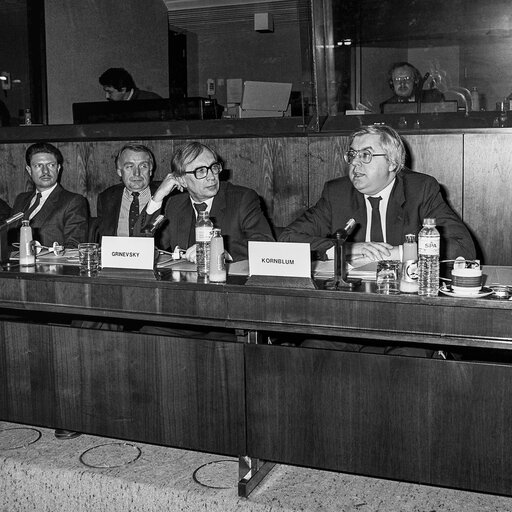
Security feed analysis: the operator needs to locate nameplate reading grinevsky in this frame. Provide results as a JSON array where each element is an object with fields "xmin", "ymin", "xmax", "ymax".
[
  {"xmin": 101, "ymin": 236, "xmax": 154, "ymax": 270},
  {"xmin": 248, "ymin": 241, "xmax": 311, "ymax": 278}
]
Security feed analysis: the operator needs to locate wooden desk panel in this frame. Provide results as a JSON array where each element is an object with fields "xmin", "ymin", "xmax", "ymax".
[
  {"xmin": 0, "ymin": 321, "xmax": 245, "ymax": 455},
  {"xmin": 245, "ymin": 344, "xmax": 512, "ymax": 495},
  {"xmin": 227, "ymin": 287, "xmax": 512, "ymax": 348}
]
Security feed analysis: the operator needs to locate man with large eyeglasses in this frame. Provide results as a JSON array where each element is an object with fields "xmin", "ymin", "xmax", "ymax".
[
  {"xmin": 137, "ymin": 141, "xmax": 274, "ymax": 262},
  {"xmin": 9, "ymin": 142, "xmax": 89, "ymax": 249},
  {"xmin": 279, "ymin": 124, "xmax": 475, "ymax": 263}
]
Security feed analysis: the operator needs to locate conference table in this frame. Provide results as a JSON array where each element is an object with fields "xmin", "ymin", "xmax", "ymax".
[{"xmin": 0, "ymin": 262, "xmax": 512, "ymax": 497}]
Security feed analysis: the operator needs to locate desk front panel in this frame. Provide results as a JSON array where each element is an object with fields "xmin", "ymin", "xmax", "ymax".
[
  {"xmin": 245, "ymin": 344, "xmax": 512, "ymax": 495},
  {"xmin": 0, "ymin": 321, "xmax": 245, "ymax": 455}
]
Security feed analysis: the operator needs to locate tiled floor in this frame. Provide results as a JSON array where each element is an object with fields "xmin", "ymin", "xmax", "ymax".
[{"xmin": 1, "ymin": 421, "xmax": 511, "ymax": 512}]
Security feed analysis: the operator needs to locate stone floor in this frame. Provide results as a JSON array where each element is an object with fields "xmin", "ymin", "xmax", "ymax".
[{"xmin": 1, "ymin": 421, "xmax": 511, "ymax": 512}]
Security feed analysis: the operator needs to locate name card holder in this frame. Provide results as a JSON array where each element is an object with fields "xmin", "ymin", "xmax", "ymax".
[
  {"xmin": 245, "ymin": 241, "xmax": 316, "ymax": 289},
  {"xmin": 100, "ymin": 236, "xmax": 157, "ymax": 280}
]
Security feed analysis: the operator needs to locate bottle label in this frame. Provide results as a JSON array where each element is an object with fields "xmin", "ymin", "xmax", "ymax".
[
  {"xmin": 196, "ymin": 226, "xmax": 212, "ymax": 242},
  {"xmin": 418, "ymin": 237, "xmax": 440, "ymax": 255},
  {"xmin": 401, "ymin": 260, "xmax": 418, "ymax": 282}
]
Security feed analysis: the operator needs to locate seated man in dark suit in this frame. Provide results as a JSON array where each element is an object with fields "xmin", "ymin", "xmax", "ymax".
[
  {"xmin": 139, "ymin": 141, "xmax": 274, "ymax": 262},
  {"xmin": 280, "ymin": 124, "xmax": 475, "ymax": 263},
  {"xmin": 10, "ymin": 142, "xmax": 88, "ymax": 248},
  {"xmin": 96, "ymin": 144, "xmax": 161, "ymax": 239},
  {"xmin": 279, "ymin": 124, "xmax": 476, "ymax": 356},
  {"xmin": 380, "ymin": 62, "xmax": 445, "ymax": 113}
]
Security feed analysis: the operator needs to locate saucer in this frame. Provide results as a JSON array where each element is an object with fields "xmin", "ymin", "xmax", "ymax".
[{"xmin": 439, "ymin": 286, "xmax": 493, "ymax": 298}]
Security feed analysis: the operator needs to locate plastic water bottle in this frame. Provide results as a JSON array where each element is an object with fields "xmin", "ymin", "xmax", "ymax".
[
  {"xmin": 209, "ymin": 228, "xmax": 226, "ymax": 283},
  {"xmin": 19, "ymin": 220, "xmax": 35, "ymax": 267},
  {"xmin": 417, "ymin": 218, "xmax": 440, "ymax": 297},
  {"xmin": 195, "ymin": 210, "xmax": 213, "ymax": 278}
]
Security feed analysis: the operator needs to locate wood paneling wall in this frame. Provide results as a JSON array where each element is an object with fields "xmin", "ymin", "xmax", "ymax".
[{"xmin": 0, "ymin": 131, "xmax": 509, "ymax": 264}]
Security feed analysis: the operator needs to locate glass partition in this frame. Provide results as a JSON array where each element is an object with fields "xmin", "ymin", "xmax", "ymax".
[{"xmin": 312, "ymin": 0, "xmax": 512, "ymax": 130}]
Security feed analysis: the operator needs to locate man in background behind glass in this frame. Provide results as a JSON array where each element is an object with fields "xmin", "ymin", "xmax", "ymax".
[
  {"xmin": 380, "ymin": 62, "xmax": 444, "ymax": 112},
  {"xmin": 99, "ymin": 68, "xmax": 162, "ymax": 102}
]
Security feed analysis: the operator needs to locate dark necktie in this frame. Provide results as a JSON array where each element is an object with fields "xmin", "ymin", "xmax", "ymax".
[
  {"xmin": 193, "ymin": 202, "xmax": 207, "ymax": 214},
  {"xmin": 23, "ymin": 192, "xmax": 42, "ymax": 220},
  {"xmin": 129, "ymin": 192, "xmax": 140, "ymax": 236},
  {"xmin": 368, "ymin": 196, "xmax": 384, "ymax": 242}
]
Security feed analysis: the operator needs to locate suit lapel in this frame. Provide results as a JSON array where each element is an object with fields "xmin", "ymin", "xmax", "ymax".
[
  {"xmin": 385, "ymin": 176, "xmax": 406, "ymax": 246},
  {"xmin": 209, "ymin": 182, "xmax": 227, "ymax": 229},
  {"xmin": 347, "ymin": 189, "xmax": 367, "ymax": 242},
  {"xmin": 109, "ymin": 186, "xmax": 124, "ymax": 235},
  {"xmin": 30, "ymin": 186, "xmax": 62, "ymax": 227}
]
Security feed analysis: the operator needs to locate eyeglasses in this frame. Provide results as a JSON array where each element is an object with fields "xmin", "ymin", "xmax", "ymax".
[
  {"xmin": 185, "ymin": 162, "xmax": 222, "ymax": 180},
  {"xmin": 344, "ymin": 149, "xmax": 387, "ymax": 165},
  {"xmin": 392, "ymin": 76, "xmax": 413, "ymax": 83}
]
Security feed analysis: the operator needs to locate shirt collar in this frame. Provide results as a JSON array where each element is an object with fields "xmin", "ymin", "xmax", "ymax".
[
  {"xmin": 190, "ymin": 196, "xmax": 214, "ymax": 213},
  {"xmin": 37, "ymin": 183, "xmax": 58, "ymax": 199},
  {"xmin": 365, "ymin": 177, "xmax": 396, "ymax": 202}
]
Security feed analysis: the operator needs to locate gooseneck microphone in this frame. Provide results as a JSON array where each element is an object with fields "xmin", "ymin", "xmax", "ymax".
[{"xmin": 0, "ymin": 212, "xmax": 24, "ymax": 231}]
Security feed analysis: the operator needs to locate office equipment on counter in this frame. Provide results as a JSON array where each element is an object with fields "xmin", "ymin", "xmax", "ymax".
[{"xmin": 239, "ymin": 81, "xmax": 292, "ymax": 118}]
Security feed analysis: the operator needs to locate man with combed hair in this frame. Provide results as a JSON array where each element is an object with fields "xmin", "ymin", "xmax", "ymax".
[
  {"xmin": 279, "ymin": 124, "xmax": 476, "ymax": 356},
  {"xmin": 138, "ymin": 141, "xmax": 274, "ymax": 262},
  {"xmin": 96, "ymin": 144, "xmax": 161, "ymax": 239},
  {"xmin": 280, "ymin": 124, "xmax": 475, "ymax": 262},
  {"xmin": 10, "ymin": 142, "xmax": 88, "ymax": 248}
]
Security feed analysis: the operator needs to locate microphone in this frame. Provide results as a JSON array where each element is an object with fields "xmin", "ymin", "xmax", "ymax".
[
  {"xmin": 334, "ymin": 218, "xmax": 356, "ymax": 243},
  {"xmin": 0, "ymin": 212, "xmax": 24, "ymax": 231},
  {"xmin": 143, "ymin": 214, "xmax": 166, "ymax": 236}
]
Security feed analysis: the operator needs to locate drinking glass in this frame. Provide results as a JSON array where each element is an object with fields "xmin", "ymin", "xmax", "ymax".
[
  {"xmin": 376, "ymin": 260, "xmax": 401, "ymax": 294},
  {"xmin": 78, "ymin": 243, "xmax": 100, "ymax": 275}
]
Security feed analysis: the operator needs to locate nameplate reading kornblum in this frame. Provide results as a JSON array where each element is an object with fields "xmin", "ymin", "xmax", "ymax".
[
  {"xmin": 248, "ymin": 241, "xmax": 311, "ymax": 278},
  {"xmin": 101, "ymin": 236, "xmax": 154, "ymax": 270}
]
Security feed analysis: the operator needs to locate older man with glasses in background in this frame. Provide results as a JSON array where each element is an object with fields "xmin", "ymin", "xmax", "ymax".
[
  {"xmin": 380, "ymin": 61, "xmax": 445, "ymax": 112},
  {"xmin": 279, "ymin": 124, "xmax": 475, "ymax": 263},
  {"xmin": 137, "ymin": 141, "xmax": 274, "ymax": 262}
]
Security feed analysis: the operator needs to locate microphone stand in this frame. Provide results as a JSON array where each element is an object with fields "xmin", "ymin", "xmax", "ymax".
[{"xmin": 325, "ymin": 219, "xmax": 361, "ymax": 290}]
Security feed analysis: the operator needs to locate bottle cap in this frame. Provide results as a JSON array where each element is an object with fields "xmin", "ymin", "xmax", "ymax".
[
  {"xmin": 405, "ymin": 233, "xmax": 416, "ymax": 243},
  {"xmin": 423, "ymin": 218, "xmax": 436, "ymax": 226},
  {"xmin": 212, "ymin": 228, "xmax": 222, "ymax": 236}
]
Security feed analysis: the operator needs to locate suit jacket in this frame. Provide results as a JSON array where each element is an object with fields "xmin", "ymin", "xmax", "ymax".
[
  {"xmin": 380, "ymin": 89, "xmax": 445, "ymax": 113},
  {"xmin": 96, "ymin": 182, "xmax": 161, "ymax": 238},
  {"xmin": 138, "ymin": 181, "xmax": 274, "ymax": 262},
  {"xmin": 0, "ymin": 197, "xmax": 10, "ymax": 221},
  {"xmin": 10, "ymin": 185, "xmax": 89, "ymax": 248},
  {"xmin": 131, "ymin": 89, "xmax": 162, "ymax": 100},
  {"xmin": 279, "ymin": 170, "xmax": 476, "ymax": 261}
]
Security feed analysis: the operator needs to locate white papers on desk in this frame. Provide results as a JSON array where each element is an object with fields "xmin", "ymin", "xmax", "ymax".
[
  {"xmin": 312, "ymin": 259, "xmax": 377, "ymax": 281},
  {"xmin": 10, "ymin": 249, "xmax": 80, "ymax": 266}
]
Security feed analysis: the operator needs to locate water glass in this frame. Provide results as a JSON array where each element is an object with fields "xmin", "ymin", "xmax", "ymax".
[
  {"xmin": 78, "ymin": 243, "xmax": 100, "ymax": 275},
  {"xmin": 376, "ymin": 260, "xmax": 401, "ymax": 294}
]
